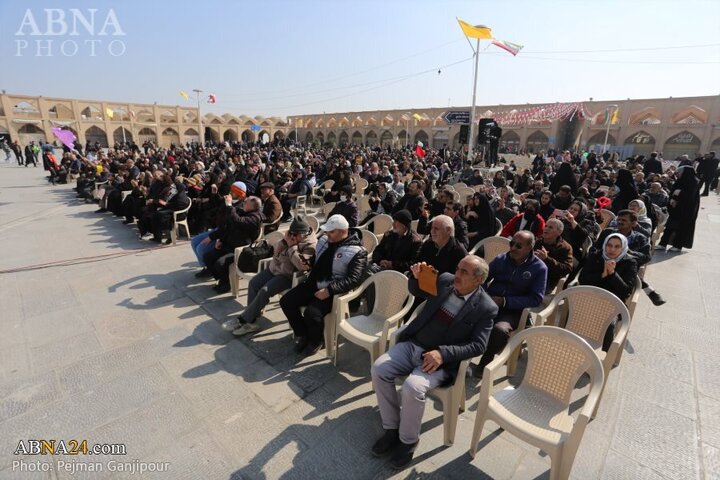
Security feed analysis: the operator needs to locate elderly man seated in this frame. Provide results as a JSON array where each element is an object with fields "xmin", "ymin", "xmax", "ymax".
[
  {"xmin": 415, "ymin": 214, "xmax": 468, "ymax": 275},
  {"xmin": 279, "ymin": 215, "xmax": 367, "ymax": 356},
  {"xmin": 222, "ymin": 216, "xmax": 317, "ymax": 336},
  {"xmin": 370, "ymin": 256, "xmax": 497, "ymax": 469},
  {"xmin": 475, "ymin": 230, "xmax": 547, "ymax": 377},
  {"xmin": 534, "ymin": 217, "xmax": 574, "ymax": 294}
]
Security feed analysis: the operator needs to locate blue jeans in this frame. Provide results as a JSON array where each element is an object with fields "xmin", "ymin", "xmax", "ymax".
[{"xmin": 191, "ymin": 229, "xmax": 217, "ymax": 267}]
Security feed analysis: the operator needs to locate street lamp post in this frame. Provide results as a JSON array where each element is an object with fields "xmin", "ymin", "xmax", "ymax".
[
  {"xmin": 192, "ymin": 89, "xmax": 203, "ymax": 145},
  {"xmin": 602, "ymin": 104, "xmax": 618, "ymax": 154},
  {"xmin": 467, "ymin": 37, "xmax": 481, "ymax": 163}
]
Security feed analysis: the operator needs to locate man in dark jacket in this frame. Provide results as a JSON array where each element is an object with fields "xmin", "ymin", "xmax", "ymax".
[
  {"xmin": 393, "ymin": 180, "xmax": 426, "ymax": 220},
  {"xmin": 370, "ymin": 255, "xmax": 497, "ymax": 469},
  {"xmin": 280, "ymin": 214, "xmax": 368, "ymax": 355},
  {"xmin": 696, "ymin": 151, "xmax": 719, "ymax": 196},
  {"xmin": 415, "ymin": 215, "xmax": 467, "ymax": 275},
  {"xmin": 476, "ymin": 230, "xmax": 547, "ymax": 375},
  {"xmin": 643, "ymin": 152, "xmax": 663, "ymax": 178},
  {"xmin": 328, "ymin": 184, "xmax": 359, "ymax": 227},
  {"xmin": 203, "ymin": 195, "xmax": 263, "ymax": 293},
  {"xmin": 370, "ymin": 210, "xmax": 422, "ymax": 273}
]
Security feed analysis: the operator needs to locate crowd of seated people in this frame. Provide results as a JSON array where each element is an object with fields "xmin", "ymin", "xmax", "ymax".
[{"xmin": 54, "ymin": 138, "xmax": 713, "ymax": 470}]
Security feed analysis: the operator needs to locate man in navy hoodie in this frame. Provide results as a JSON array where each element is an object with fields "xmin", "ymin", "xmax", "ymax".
[{"xmin": 476, "ymin": 230, "xmax": 547, "ymax": 376}]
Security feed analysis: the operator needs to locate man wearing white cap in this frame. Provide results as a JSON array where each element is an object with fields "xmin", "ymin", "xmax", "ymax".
[{"xmin": 279, "ymin": 214, "xmax": 368, "ymax": 355}]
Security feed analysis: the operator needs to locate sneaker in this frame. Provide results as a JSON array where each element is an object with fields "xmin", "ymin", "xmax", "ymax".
[
  {"xmin": 371, "ymin": 429, "xmax": 400, "ymax": 457},
  {"xmin": 390, "ymin": 441, "xmax": 418, "ymax": 470},
  {"xmin": 221, "ymin": 318, "xmax": 243, "ymax": 332},
  {"xmin": 232, "ymin": 322, "xmax": 261, "ymax": 336},
  {"xmin": 648, "ymin": 291, "xmax": 666, "ymax": 306},
  {"xmin": 669, "ymin": 246, "xmax": 682, "ymax": 252}
]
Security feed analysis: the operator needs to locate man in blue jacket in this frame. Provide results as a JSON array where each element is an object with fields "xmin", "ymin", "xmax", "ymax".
[
  {"xmin": 476, "ymin": 230, "xmax": 547, "ymax": 376},
  {"xmin": 370, "ymin": 255, "xmax": 497, "ymax": 470}
]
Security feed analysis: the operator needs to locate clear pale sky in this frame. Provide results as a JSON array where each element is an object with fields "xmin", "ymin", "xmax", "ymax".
[{"xmin": 1, "ymin": 0, "xmax": 718, "ymax": 118}]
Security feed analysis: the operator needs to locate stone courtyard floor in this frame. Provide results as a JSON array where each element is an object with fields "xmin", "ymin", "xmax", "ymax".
[{"xmin": 0, "ymin": 160, "xmax": 719, "ymax": 479}]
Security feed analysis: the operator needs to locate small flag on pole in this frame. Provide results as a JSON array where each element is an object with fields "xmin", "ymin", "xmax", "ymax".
[
  {"xmin": 412, "ymin": 113, "xmax": 423, "ymax": 122},
  {"xmin": 179, "ymin": 90, "xmax": 190, "ymax": 100},
  {"xmin": 207, "ymin": 93, "xmax": 216, "ymax": 104},
  {"xmin": 129, "ymin": 110, "xmax": 136, "ymax": 119},
  {"xmin": 490, "ymin": 39, "xmax": 523, "ymax": 56},
  {"xmin": 611, "ymin": 108, "xmax": 620, "ymax": 125},
  {"xmin": 105, "ymin": 108, "xmax": 114, "ymax": 119},
  {"xmin": 456, "ymin": 19, "xmax": 493, "ymax": 39},
  {"xmin": 51, "ymin": 127, "xmax": 77, "ymax": 150}
]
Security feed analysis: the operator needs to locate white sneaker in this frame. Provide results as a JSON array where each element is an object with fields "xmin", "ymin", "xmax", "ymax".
[
  {"xmin": 232, "ymin": 323, "xmax": 261, "ymax": 336},
  {"xmin": 669, "ymin": 247, "xmax": 682, "ymax": 252},
  {"xmin": 221, "ymin": 318, "xmax": 242, "ymax": 331}
]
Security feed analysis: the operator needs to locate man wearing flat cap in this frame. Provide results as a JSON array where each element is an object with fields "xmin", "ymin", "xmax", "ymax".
[
  {"xmin": 280, "ymin": 214, "xmax": 368, "ymax": 355},
  {"xmin": 223, "ymin": 216, "xmax": 317, "ymax": 336},
  {"xmin": 259, "ymin": 182, "xmax": 282, "ymax": 232}
]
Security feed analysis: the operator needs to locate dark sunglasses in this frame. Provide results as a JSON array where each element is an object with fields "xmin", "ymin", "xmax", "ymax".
[{"xmin": 509, "ymin": 241, "xmax": 525, "ymax": 249}]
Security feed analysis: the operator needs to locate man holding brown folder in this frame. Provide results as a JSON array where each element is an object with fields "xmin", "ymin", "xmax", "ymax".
[{"xmin": 370, "ymin": 255, "xmax": 497, "ymax": 469}]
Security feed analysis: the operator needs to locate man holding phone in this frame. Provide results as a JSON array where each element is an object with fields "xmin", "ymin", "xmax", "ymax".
[{"xmin": 370, "ymin": 256, "xmax": 497, "ymax": 469}]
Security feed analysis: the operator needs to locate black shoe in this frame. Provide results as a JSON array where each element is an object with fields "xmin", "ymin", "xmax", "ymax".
[
  {"xmin": 95, "ymin": 208, "xmax": 107, "ymax": 213},
  {"xmin": 390, "ymin": 441, "xmax": 418, "ymax": 470},
  {"xmin": 648, "ymin": 291, "xmax": 666, "ymax": 306},
  {"xmin": 371, "ymin": 429, "xmax": 400, "ymax": 457},
  {"xmin": 306, "ymin": 339, "xmax": 324, "ymax": 356},
  {"xmin": 163, "ymin": 238, "xmax": 173, "ymax": 245},
  {"xmin": 149, "ymin": 237, "xmax": 162, "ymax": 243},
  {"xmin": 213, "ymin": 283, "xmax": 230, "ymax": 294},
  {"xmin": 293, "ymin": 336, "xmax": 308, "ymax": 353},
  {"xmin": 195, "ymin": 268, "xmax": 212, "ymax": 279}
]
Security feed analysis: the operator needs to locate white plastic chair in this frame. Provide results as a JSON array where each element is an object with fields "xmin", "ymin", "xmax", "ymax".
[
  {"xmin": 468, "ymin": 236, "xmax": 510, "ymax": 264},
  {"xmin": 362, "ymin": 214, "xmax": 393, "ymax": 237},
  {"xmin": 533, "ymin": 285, "xmax": 631, "ymax": 416},
  {"xmin": 357, "ymin": 195, "xmax": 372, "ymax": 219},
  {"xmin": 599, "ymin": 209, "xmax": 615, "ymax": 230},
  {"xmin": 389, "ymin": 301, "xmax": 471, "ymax": 446},
  {"xmin": 470, "ymin": 326, "xmax": 605, "ymax": 480},
  {"xmin": 332, "ymin": 271, "xmax": 414, "ymax": 367},
  {"xmin": 294, "ymin": 195, "xmax": 308, "ymax": 216},
  {"xmin": 355, "ymin": 177, "xmax": 369, "ymax": 196},
  {"xmin": 360, "ymin": 229, "xmax": 379, "ymax": 255},
  {"xmin": 495, "ymin": 217, "xmax": 503, "ymax": 235},
  {"xmin": 304, "ymin": 215, "xmax": 319, "ymax": 234},
  {"xmin": 170, "ymin": 198, "xmax": 192, "ymax": 244},
  {"xmin": 319, "ymin": 202, "xmax": 336, "ymax": 220}
]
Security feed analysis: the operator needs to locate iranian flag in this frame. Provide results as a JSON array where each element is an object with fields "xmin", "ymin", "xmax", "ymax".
[
  {"xmin": 491, "ymin": 39, "xmax": 523, "ymax": 56},
  {"xmin": 415, "ymin": 141, "xmax": 426, "ymax": 159}
]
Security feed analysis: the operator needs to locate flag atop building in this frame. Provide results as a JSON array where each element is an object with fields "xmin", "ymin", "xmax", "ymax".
[
  {"xmin": 456, "ymin": 19, "xmax": 493, "ymax": 39},
  {"xmin": 207, "ymin": 93, "xmax": 216, "ymax": 104},
  {"xmin": 491, "ymin": 39, "xmax": 523, "ymax": 56},
  {"xmin": 179, "ymin": 90, "xmax": 190, "ymax": 100},
  {"xmin": 105, "ymin": 108, "xmax": 114, "ymax": 119}
]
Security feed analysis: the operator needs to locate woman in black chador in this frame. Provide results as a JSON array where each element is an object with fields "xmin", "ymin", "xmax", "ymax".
[{"xmin": 659, "ymin": 166, "xmax": 700, "ymax": 252}]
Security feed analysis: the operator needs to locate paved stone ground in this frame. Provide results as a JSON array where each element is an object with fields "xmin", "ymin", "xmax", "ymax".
[{"xmin": 0, "ymin": 158, "xmax": 718, "ymax": 480}]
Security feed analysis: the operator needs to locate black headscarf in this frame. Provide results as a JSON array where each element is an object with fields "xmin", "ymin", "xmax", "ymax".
[{"xmin": 550, "ymin": 162, "xmax": 578, "ymax": 194}]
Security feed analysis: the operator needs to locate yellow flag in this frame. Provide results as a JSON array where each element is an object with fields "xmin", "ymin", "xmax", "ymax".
[
  {"xmin": 611, "ymin": 108, "xmax": 620, "ymax": 125},
  {"xmin": 105, "ymin": 108, "xmax": 114, "ymax": 119},
  {"xmin": 179, "ymin": 90, "xmax": 190, "ymax": 100},
  {"xmin": 412, "ymin": 113, "xmax": 423, "ymax": 121},
  {"xmin": 457, "ymin": 19, "xmax": 493, "ymax": 39}
]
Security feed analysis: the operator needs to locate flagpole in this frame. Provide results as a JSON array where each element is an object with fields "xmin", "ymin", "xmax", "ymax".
[
  {"xmin": 602, "ymin": 104, "xmax": 618, "ymax": 154},
  {"xmin": 193, "ymin": 89, "xmax": 203, "ymax": 146},
  {"xmin": 467, "ymin": 38, "xmax": 480, "ymax": 164}
]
